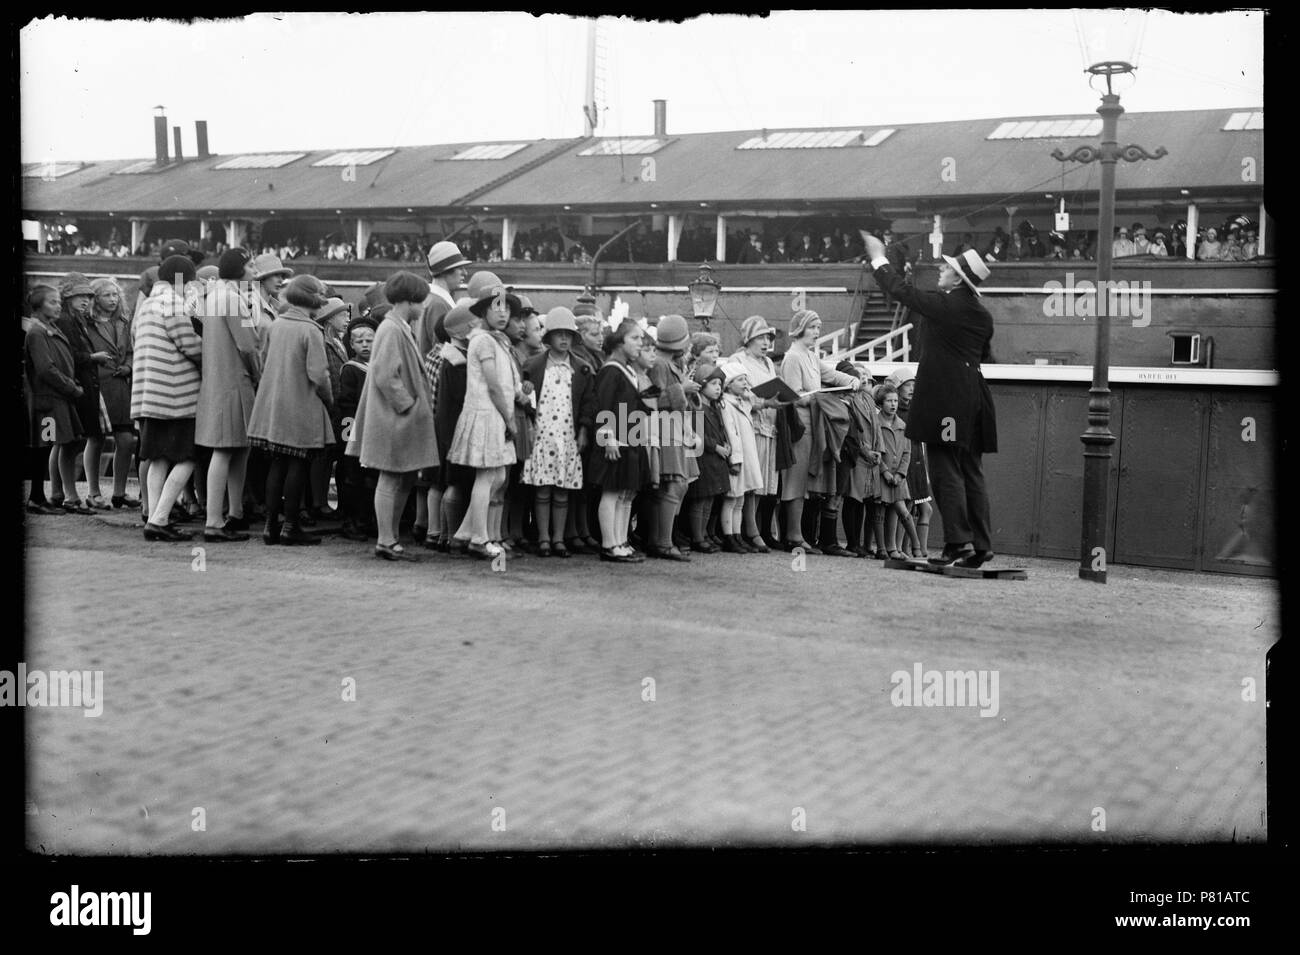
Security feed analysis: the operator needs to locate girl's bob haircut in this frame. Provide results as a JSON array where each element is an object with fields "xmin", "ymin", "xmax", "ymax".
[
  {"xmin": 383, "ymin": 271, "xmax": 431, "ymax": 306},
  {"xmin": 283, "ymin": 274, "xmax": 331, "ymax": 310}
]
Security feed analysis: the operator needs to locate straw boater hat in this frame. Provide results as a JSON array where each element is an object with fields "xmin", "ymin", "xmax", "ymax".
[
  {"xmin": 426, "ymin": 240, "xmax": 471, "ymax": 276},
  {"xmin": 941, "ymin": 248, "xmax": 990, "ymax": 296}
]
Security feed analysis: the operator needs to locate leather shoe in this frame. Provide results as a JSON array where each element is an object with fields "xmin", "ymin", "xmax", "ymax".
[
  {"xmin": 690, "ymin": 539, "xmax": 719, "ymax": 554},
  {"xmin": 653, "ymin": 546, "xmax": 691, "ymax": 562},
  {"xmin": 467, "ymin": 541, "xmax": 504, "ymax": 560},
  {"xmin": 599, "ymin": 546, "xmax": 642, "ymax": 563},
  {"xmin": 203, "ymin": 526, "xmax": 250, "ymax": 542},
  {"xmin": 262, "ymin": 517, "xmax": 283, "ymax": 545},
  {"xmin": 929, "ymin": 543, "xmax": 976, "ymax": 566},
  {"xmin": 374, "ymin": 542, "xmax": 417, "ymax": 562},
  {"xmin": 954, "ymin": 550, "xmax": 995, "ymax": 569},
  {"xmin": 745, "ymin": 536, "xmax": 771, "ymax": 553},
  {"xmin": 224, "ymin": 515, "xmax": 251, "ymax": 532},
  {"xmin": 280, "ymin": 523, "xmax": 321, "ymax": 546},
  {"xmin": 822, "ymin": 543, "xmax": 857, "ymax": 558},
  {"xmin": 143, "ymin": 522, "xmax": 192, "ymax": 542}
]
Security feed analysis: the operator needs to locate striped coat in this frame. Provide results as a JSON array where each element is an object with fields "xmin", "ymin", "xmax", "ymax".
[{"xmin": 131, "ymin": 282, "xmax": 202, "ymax": 420}]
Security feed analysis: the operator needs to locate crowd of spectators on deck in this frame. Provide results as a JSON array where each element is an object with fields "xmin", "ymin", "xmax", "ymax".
[{"xmin": 44, "ymin": 215, "xmax": 1263, "ymax": 265}]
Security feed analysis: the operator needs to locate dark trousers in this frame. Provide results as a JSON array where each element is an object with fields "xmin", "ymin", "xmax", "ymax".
[{"xmin": 926, "ymin": 442, "xmax": 992, "ymax": 551}]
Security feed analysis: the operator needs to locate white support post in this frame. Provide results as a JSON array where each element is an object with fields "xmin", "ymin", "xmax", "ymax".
[
  {"xmin": 355, "ymin": 218, "xmax": 372, "ymax": 260},
  {"xmin": 1185, "ymin": 203, "xmax": 1198, "ymax": 260},
  {"xmin": 37, "ymin": 222, "xmax": 48, "ymax": 254},
  {"xmin": 928, "ymin": 214, "xmax": 944, "ymax": 260},
  {"xmin": 667, "ymin": 214, "xmax": 681, "ymax": 262},
  {"xmin": 199, "ymin": 218, "xmax": 208, "ymax": 245},
  {"xmin": 501, "ymin": 216, "xmax": 513, "ymax": 261},
  {"xmin": 715, "ymin": 213, "xmax": 726, "ymax": 263},
  {"xmin": 131, "ymin": 219, "xmax": 145, "ymax": 256},
  {"xmin": 1258, "ymin": 201, "xmax": 1266, "ymax": 256}
]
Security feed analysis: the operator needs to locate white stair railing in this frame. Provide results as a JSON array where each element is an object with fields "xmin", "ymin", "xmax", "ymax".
[{"xmin": 838, "ymin": 323, "xmax": 914, "ymax": 363}]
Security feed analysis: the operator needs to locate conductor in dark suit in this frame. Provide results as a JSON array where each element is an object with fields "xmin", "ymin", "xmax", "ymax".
[{"xmin": 865, "ymin": 236, "xmax": 998, "ymax": 567}]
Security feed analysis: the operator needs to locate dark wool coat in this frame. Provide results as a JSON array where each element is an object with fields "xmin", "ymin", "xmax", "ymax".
[
  {"xmin": 25, "ymin": 320, "xmax": 83, "ymax": 445},
  {"xmin": 56, "ymin": 312, "xmax": 103, "ymax": 438},
  {"xmin": 872, "ymin": 263, "xmax": 998, "ymax": 454},
  {"xmin": 687, "ymin": 398, "xmax": 732, "ymax": 499}
]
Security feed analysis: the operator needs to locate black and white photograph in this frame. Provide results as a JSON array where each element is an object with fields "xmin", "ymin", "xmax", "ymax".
[{"xmin": 13, "ymin": 8, "xmax": 1280, "ymax": 933}]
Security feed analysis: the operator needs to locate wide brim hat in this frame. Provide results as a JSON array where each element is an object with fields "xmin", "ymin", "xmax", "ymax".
[
  {"xmin": 251, "ymin": 253, "xmax": 293, "ymax": 280},
  {"xmin": 426, "ymin": 240, "xmax": 472, "ymax": 275},
  {"xmin": 740, "ymin": 315, "xmax": 776, "ymax": 344},
  {"xmin": 941, "ymin": 249, "xmax": 990, "ymax": 296},
  {"xmin": 542, "ymin": 306, "xmax": 578, "ymax": 339}
]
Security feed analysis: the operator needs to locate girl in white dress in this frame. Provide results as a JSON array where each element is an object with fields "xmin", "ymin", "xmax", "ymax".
[{"xmin": 449, "ymin": 280, "xmax": 523, "ymax": 559}]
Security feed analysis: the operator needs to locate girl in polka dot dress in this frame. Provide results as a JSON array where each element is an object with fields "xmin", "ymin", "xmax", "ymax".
[{"xmin": 520, "ymin": 307, "xmax": 596, "ymax": 557}]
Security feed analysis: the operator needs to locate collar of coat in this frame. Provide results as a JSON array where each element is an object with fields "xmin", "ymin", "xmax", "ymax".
[
  {"xmin": 34, "ymin": 319, "xmax": 71, "ymax": 345},
  {"xmin": 601, "ymin": 357, "xmax": 640, "ymax": 388},
  {"xmin": 278, "ymin": 306, "xmax": 316, "ymax": 325},
  {"xmin": 440, "ymin": 341, "xmax": 467, "ymax": 365}
]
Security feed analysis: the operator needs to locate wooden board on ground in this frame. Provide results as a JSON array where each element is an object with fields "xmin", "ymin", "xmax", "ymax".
[
  {"xmin": 884, "ymin": 558, "xmax": 947, "ymax": 574},
  {"xmin": 941, "ymin": 564, "xmax": 1028, "ymax": 580}
]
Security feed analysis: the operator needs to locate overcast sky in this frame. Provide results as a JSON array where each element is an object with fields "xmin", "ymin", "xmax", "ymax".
[{"xmin": 20, "ymin": 10, "xmax": 1264, "ymax": 164}]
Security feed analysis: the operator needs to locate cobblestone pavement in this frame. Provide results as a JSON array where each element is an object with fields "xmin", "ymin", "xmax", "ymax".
[{"xmin": 21, "ymin": 486, "xmax": 1275, "ymax": 854}]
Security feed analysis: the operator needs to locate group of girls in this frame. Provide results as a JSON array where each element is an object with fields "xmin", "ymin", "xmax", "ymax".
[{"xmin": 24, "ymin": 257, "xmax": 933, "ymax": 563}]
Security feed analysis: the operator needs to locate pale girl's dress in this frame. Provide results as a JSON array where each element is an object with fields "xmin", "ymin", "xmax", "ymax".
[
  {"xmin": 521, "ymin": 357, "xmax": 583, "ymax": 490},
  {"xmin": 448, "ymin": 328, "xmax": 518, "ymax": 469}
]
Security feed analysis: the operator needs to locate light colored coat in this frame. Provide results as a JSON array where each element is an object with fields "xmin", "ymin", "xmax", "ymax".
[
  {"xmin": 720, "ymin": 392, "xmax": 762, "ymax": 495},
  {"xmin": 130, "ymin": 282, "xmax": 202, "ymax": 420},
  {"xmin": 345, "ymin": 313, "xmax": 439, "ymax": 472},
  {"xmin": 246, "ymin": 307, "xmax": 333, "ymax": 450},
  {"xmin": 195, "ymin": 280, "xmax": 262, "ymax": 448}
]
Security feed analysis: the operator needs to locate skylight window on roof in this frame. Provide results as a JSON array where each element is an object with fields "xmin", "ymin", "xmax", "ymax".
[
  {"xmin": 987, "ymin": 118, "xmax": 1101, "ymax": 139},
  {"xmin": 22, "ymin": 161, "xmax": 84, "ymax": 179},
  {"xmin": 736, "ymin": 128, "xmax": 892, "ymax": 149},
  {"xmin": 448, "ymin": 143, "xmax": 530, "ymax": 160},
  {"xmin": 1223, "ymin": 111, "xmax": 1263, "ymax": 131},
  {"xmin": 312, "ymin": 149, "xmax": 395, "ymax": 167},
  {"xmin": 577, "ymin": 138, "xmax": 667, "ymax": 156},
  {"xmin": 212, "ymin": 153, "xmax": 306, "ymax": 170}
]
